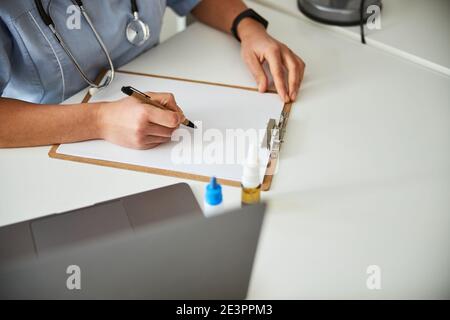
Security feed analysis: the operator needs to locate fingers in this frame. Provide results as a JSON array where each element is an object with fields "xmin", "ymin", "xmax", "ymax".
[
  {"xmin": 146, "ymin": 92, "xmax": 186, "ymax": 123},
  {"xmin": 135, "ymin": 142, "xmax": 164, "ymax": 150},
  {"xmin": 145, "ymin": 104, "xmax": 182, "ymax": 128},
  {"xmin": 282, "ymin": 48, "xmax": 305, "ymax": 101},
  {"xmin": 134, "ymin": 132, "xmax": 172, "ymax": 150},
  {"xmin": 137, "ymin": 104, "xmax": 181, "ymax": 148},
  {"xmin": 142, "ymin": 136, "xmax": 171, "ymax": 145},
  {"xmin": 243, "ymin": 52, "xmax": 268, "ymax": 92},
  {"xmin": 265, "ymin": 46, "xmax": 289, "ymax": 102},
  {"xmin": 144, "ymin": 123, "xmax": 176, "ymax": 138}
]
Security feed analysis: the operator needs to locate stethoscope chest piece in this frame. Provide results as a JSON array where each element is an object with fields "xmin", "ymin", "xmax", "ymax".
[{"xmin": 126, "ymin": 12, "xmax": 150, "ymax": 46}]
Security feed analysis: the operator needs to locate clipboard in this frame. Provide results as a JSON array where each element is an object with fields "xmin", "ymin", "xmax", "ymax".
[{"xmin": 49, "ymin": 70, "xmax": 292, "ymax": 191}]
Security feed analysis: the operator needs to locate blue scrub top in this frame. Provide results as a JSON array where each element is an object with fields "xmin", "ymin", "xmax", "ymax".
[{"xmin": 0, "ymin": 0, "xmax": 200, "ymax": 103}]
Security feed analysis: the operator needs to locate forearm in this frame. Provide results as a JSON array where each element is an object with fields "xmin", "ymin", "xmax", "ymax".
[
  {"xmin": 191, "ymin": 0, "xmax": 247, "ymax": 34},
  {"xmin": 191, "ymin": 0, "xmax": 268, "ymax": 48},
  {"xmin": 0, "ymin": 98, "xmax": 101, "ymax": 148}
]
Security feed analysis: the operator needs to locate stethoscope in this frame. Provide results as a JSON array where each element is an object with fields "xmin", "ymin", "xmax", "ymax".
[{"xmin": 34, "ymin": 0, "xmax": 150, "ymax": 93}]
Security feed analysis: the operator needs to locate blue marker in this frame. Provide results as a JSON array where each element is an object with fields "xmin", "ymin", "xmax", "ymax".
[{"xmin": 204, "ymin": 177, "xmax": 224, "ymax": 217}]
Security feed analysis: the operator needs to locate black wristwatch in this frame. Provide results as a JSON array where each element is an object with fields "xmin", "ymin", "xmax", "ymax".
[{"xmin": 231, "ymin": 9, "xmax": 269, "ymax": 42}]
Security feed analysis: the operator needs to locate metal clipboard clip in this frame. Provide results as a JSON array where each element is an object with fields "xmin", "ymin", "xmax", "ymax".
[{"xmin": 262, "ymin": 110, "xmax": 289, "ymax": 160}]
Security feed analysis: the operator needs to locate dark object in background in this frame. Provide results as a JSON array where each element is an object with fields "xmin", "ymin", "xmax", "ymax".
[
  {"xmin": 297, "ymin": 0, "xmax": 383, "ymax": 43},
  {"xmin": 0, "ymin": 183, "xmax": 266, "ymax": 299}
]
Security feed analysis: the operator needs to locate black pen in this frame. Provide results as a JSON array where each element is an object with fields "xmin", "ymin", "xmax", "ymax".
[{"xmin": 121, "ymin": 86, "xmax": 197, "ymax": 129}]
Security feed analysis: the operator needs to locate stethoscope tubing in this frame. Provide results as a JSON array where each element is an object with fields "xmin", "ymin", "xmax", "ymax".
[{"xmin": 34, "ymin": 0, "xmax": 147, "ymax": 90}]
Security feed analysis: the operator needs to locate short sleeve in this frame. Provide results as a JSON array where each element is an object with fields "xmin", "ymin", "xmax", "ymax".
[
  {"xmin": 0, "ymin": 20, "xmax": 12, "ymax": 96},
  {"xmin": 167, "ymin": 0, "xmax": 201, "ymax": 16}
]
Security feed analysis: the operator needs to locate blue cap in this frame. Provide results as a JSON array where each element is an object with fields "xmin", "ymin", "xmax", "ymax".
[{"xmin": 205, "ymin": 177, "xmax": 223, "ymax": 206}]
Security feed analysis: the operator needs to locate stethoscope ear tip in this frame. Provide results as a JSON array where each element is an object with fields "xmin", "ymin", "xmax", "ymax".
[
  {"xmin": 89, "ymin": 71, "xmax": 114, "ymax": 96},
  {"xmin": 89, "ymin": 87, "xmax": 99, "ymax": 96}
]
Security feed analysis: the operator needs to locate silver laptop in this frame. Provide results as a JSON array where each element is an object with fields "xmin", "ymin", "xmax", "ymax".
[{"xmin": 0, "ymin": 183, "xmax": 265, "ymax": 299}]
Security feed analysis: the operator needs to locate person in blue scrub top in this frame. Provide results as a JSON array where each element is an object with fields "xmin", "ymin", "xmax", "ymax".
[{"xmin": 0, "ymin": 0, "xmax": 305, "ymax": 149}]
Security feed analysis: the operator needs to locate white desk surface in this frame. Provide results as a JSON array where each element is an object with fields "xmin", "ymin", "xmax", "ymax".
[
  {"xmin": 1, "ymin": 2, "xmax": 449, "ymax": 298},
  {"xmin": 250, "ymin": 0, "xmax": 450, "ymax": 74}
]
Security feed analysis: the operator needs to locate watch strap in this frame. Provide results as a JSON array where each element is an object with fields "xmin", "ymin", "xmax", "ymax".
[{"xmin": 231, "ymin": 9, "xmax": 269, "ymax": 42}]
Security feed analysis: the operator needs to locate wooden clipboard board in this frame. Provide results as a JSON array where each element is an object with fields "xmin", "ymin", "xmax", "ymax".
[{"xmin": 49, "ymin": 70, "xmax": 292, "ymax": 191}]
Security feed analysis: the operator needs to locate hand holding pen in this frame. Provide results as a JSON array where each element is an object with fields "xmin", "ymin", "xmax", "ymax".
[
  {"xmin": 122, "ymin": 86, "xmax": 196, "ymax": 129},
  {"xmin": 95, "ymin": 89, "xmax": 192, "ymax": 150}
]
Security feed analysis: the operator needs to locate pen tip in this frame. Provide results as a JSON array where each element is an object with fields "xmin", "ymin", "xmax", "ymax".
[{"xmin": 181, "ymin": 119, "xmax": 196, "ymax": 129}]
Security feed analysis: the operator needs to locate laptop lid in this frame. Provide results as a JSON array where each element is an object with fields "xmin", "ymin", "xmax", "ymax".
[{"xmin": 0, "ymin": 183, "xmax": 265, "ymax": 299}]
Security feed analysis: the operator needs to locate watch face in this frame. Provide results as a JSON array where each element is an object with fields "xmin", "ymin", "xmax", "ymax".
[{"xmin": 126, "ymin": 19, "xmax": 151, "ymax": 46}]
